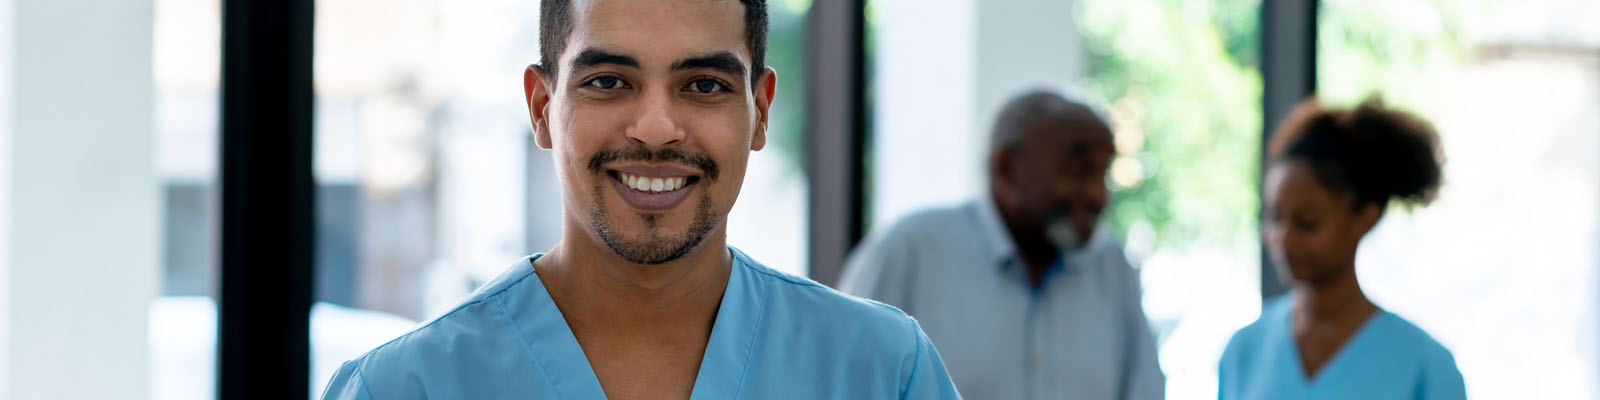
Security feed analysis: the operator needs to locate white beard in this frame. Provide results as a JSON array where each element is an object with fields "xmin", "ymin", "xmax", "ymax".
[{"xmin": 1046, "ymin": 215, "xmax": 1087, "ymax": 253}]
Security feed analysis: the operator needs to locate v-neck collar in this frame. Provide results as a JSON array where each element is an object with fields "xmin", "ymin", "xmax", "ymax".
[
  {"xmin": 687, "ymin": 248, "xmax": 766, "ymax": 399},
  {"xmin": 1276, "ymin": 299, "xmax": 1390, "ymax": 387},
  {"xmin": 503, "ymin": 249, "xmax": 764, "ymax": 399}
]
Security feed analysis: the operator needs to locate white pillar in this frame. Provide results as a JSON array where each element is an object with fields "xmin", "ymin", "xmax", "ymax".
[
  {"xmin": 870, "ymin": 0, "xmax": 1084, "ymax": 228},
  {"xmin": 0, "ymin": 0, "xmax": 13, "ymax": 395},
  {"xmin": 5, "ymin": 0, "xmax": 159, "ymax": 398}
]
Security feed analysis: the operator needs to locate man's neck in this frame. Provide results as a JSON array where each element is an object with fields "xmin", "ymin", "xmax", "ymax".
[{"xmin": 535, "ymin": 226, "xmax": 733, "ymax": 331}]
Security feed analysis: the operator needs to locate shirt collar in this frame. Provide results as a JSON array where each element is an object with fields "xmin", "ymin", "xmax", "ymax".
[
  {"xmin": 974, "ymin": 193, "xmax": 1023, "ymax": 270},
  {"xmin": 974, "ymin": 194, "xmax": 1112, "ymax": 272}
]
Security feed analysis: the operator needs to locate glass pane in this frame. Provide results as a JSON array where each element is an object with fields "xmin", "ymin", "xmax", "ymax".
[
  {"xmin": 151, "ymin": 0, "xmax": 220, "ymax": 398},
  {"xmin": 1078, "ymin": 1, "xmax": 1264, "ymax": 398},
  {"xmin": 726, "ymin": 0, "xmax": 811, "ymax": 277},
  {"xmin": 309, "ymin": 0, "xmax": 541, "ymax": 395},
  {"xmin": 1319, "ymin": 1, "xmax": 1599, "ymax": 398}
]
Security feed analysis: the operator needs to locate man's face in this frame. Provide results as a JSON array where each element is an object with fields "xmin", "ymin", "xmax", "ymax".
[
  {"xmin": 526, "ymin": 0, "xmax": 775, "ymax": 265},
  {"xmin": 999, "ymin": 120, "xmax": 1113, "ymax": 254}
]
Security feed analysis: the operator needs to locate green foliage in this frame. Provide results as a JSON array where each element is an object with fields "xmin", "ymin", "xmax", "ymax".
[
  {"xmin": 1317, "ymin": 0, "xmax": 1475, "ymax": 111},
  {"xmin": 1079, "ymin": 0, "xmax": 1264, "ymax": 251},
  {"xmin": 766, "ymin": 2, "xmax": 810, "ymax": 181}
]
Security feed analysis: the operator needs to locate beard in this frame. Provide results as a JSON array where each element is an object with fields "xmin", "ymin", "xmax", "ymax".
[
  {"xmin": 585, "ymin": 145, "xmax": 722, "ymax": 265},
  {"xmin": 1045, "ymin": 214, "xmax": 1088, "ymax": 253}
]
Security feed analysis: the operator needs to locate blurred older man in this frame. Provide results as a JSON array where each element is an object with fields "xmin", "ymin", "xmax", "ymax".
[{"xmin": 841, "ymin": 89, "xmax": 1163, "ymax": 399}]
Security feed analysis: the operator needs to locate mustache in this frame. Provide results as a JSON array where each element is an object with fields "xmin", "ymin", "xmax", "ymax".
[{"xmin": 587, "ymin": 145, "xmax": 720, "ymax": 181}]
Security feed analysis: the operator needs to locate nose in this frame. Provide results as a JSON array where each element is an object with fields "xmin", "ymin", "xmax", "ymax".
[
  {"xmin": 1061, "ymin": 176, "xmax": 1109, "ymax": 215},
  {"xmin": 1081, "ymin": 178, "xmax": 1109, "ymax": 212},
  {"xmin": 625, "ymin": 88, "xmax": 685, "ymax": 147}
]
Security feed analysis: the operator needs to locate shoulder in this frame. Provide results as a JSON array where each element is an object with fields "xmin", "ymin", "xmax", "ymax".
[
  {"xmin": 333, "ymin": 258, "xmax": 540, "ymax": 387},
  {"xmin": 738, "ymin": 250, "xmax": 926, "ymax": 350},
  {"xmin": 734, "ymin": 251, "xmax": 958, "ymax": 398},
  {"xmin": 1374, "ymin": 311, "xmax": 1459, "ymax": 366},
  {"xmin": 1223, "ymin": 296, "xmax": 1291, "ymax": 360},
  {"xmin": 865, "ymin": 204, "xmax": 979, "ymax": 246},
  {"xmin": 846, "ymin": 203, "xmax": 984, "ymax": 271},
  {"xmin": 1371, "ymin": 311, "xmax": 1465, "ymax": 396}
]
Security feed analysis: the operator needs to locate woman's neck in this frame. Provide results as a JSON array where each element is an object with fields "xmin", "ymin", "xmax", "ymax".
[{"xmin": 1293, "ymin": 265, "xmax": 1376, "ymax": 323}]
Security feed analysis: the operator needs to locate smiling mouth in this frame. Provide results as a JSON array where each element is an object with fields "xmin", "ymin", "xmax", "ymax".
[{"xmin": 608, "ymin": 171, "xmax": 701, "ymax": 194}]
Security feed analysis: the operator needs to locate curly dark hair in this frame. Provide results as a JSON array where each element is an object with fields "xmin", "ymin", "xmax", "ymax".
[
  {"xmin": 539, "ymin": 0, "xmax": 768, "ymax": 82},
  {"xmin": 1268, "ymin": 97, "xmax": 1444, "ymax": 210}
]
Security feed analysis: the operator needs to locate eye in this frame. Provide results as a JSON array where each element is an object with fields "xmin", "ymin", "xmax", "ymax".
[
  {"xmin": 585, "ymin": 76, "xmax": 627, "ymax": 90},
  {"xmin": 1293, "ymin": 217, "xmax": 1320, "ymax": 231},
  {"xmin": 686, "ymin": 78, "xmax": 727, "ymax": 94}
]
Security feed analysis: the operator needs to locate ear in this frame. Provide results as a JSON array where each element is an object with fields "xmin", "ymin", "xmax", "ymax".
[
  {"xmin": 525, "ymin": 64, "xmax": 554, "ymax": 149},
  {"xmin": 989, "ymin": 147, "xmax": 1018, "ymax": 192},
  {"xmin": 750, "ymin": 67, "xmax": 778, "ymax": 151},
  {"xmin": 1353, "ymin": 201, "xmax": 1384, "ymax": 234}
]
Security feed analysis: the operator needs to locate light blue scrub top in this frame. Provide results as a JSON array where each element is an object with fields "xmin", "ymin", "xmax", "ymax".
[
  {"xmin": 1218, "ymin": 296, "xmax": 1466, "ymax": 400},
  {"xmin": 321, "ymin": 247, "xmax": 962, "ymax": 399}
]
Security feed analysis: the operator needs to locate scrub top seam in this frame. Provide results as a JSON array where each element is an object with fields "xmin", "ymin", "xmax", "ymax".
[
  {"xmin": 728, "ymin": 264, "xmax": 769, "ymax": 399},
  {"xmin": 900, "ymin": 316, "xmax": 925, "ymax": 400},
  {"xmin": 364, "ymin": 256, "xmax": 539, "ymax": 355},
  {"xmin": 354, "ymin": 365, "xmax": 375, "ymax": 400},
  {"xmin": 490, "ymin": 294, "xmax": 566, "ymax": 400}
]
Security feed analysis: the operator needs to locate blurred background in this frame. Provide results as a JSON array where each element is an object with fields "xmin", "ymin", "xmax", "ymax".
[{"xmin": 0, "ymin": 0, "xmax": 1596, "ymax": 399}]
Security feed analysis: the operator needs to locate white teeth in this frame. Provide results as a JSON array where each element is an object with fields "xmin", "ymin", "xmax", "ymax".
[{"xmin": 618, "ymin": 172, "xmax": 691, "ymax": 193}]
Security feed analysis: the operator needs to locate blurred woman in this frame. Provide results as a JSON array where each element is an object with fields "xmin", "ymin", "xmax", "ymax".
[{"xmin": 1217, "ymin": 98, "xmax": 1466, "ymax": 399}]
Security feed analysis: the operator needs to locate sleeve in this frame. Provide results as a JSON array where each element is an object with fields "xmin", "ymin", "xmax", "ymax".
[
  {"xmin": 321, "ymin": 360, "xmax": 376, "ymax": 400},
  {"xmin": 1417, "ymin": 348, "xmax": 1467, "ymax": 400},
  {"xmin": 837, "ymin": 223, "xmax": 915, "ymax": 311},
  {"xmin": 899, "ymin": 318, "xmax": 964, "ymax": 400},
  {"xmin": 1112, "ymin": 250, "xmax": 1165, "ymax": 400},
  {"xmin": 1216, "ymin": 333, "xmax": 1241, "ymax": 400}
]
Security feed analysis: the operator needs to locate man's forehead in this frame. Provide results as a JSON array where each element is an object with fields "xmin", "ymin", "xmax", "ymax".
[
  {"xmin": 564, "ymin": 0, "xmax": 750, "ymax": 70},
  {"xmin": 1030, "ymin": 118, "xmax": 1112, "ymax": 149}
]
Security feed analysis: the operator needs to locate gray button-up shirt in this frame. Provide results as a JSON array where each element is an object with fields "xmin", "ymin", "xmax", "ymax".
[{"xmin": 839, "ymin": 198, "xmax": 1164, "ymax": 400}]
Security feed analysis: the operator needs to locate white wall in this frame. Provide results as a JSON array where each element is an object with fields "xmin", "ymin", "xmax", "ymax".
[
  {"xmin": 0, "ymin": 0, "xmax": 13, "ymax": 395},
  {"xmin": 870, "ymin": 0, "xmax": 1084, "ymax": 229},
  {"xmin": 5, "ymin": 0, "xmax": 159, "ymax": 398}
]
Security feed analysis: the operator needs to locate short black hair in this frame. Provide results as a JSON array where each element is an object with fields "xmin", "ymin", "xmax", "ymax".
[
  {"xmin": 539, "ymin": 0, "xmax": 768, "ymax": 82},
  {"xmin": 1268, "ymin": 97, "xmax": 1444, "ymax": 210}
]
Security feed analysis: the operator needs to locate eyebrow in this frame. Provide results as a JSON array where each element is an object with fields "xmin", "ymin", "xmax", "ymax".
[
  {"xmin": 671, "ymin": 52, "xmax": 747, "ymax": 77},
  {"xmin": 571, "ymin": 48, "xmax": 640, "ymax": 71}
]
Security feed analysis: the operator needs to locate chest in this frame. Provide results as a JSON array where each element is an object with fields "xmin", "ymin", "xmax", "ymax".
[
  {"xmin": 574, "ymin": 328, "xmax": 711, "ymax": 400},
  {"xmin": 1293, "ymin": 320, "xmax": 1368, "ymax": 378},
  {"xmin": 910, "ymin": 266, "xmax": 1124, "ymax": 398}
]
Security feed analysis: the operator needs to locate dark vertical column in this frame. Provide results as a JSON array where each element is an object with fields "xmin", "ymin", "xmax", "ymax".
[
  {"xmin": 805, "ymin": 0, "xmax": 868, "ymax": 286},
  {"xmin": 1259, "ymin": 0, "xmax": 1318, "ymax": 300},
  {"xmin": 218, "ymin": 0, "xmax": 316, "ymax": 398}
]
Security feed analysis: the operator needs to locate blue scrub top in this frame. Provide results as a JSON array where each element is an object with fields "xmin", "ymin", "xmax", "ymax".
[
  {"xmin": 1218, "ymin": 296, "xmax": 1466, "ymax": 400},
  {"xmin": 322, "ymin": 247, "xmax": 963, "ymax": 399}
]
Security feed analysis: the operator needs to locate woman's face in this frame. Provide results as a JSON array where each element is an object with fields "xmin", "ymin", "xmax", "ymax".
[{"xmin": 1261, "ymin": 160, "xmax": 1381, "ymax": 287}]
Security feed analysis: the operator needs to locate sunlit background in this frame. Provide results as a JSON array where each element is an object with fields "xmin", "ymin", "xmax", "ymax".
[{"xmin": 2, "ymin": 0, "xmax": 1597, "ymax": 399}]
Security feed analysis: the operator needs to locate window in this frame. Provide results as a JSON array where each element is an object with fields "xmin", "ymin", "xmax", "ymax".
[
  {"xmin": 1078, "ymin": 1, "xmax": 1264, "ymax": 397},
  {"xmin": 1320, "ymin": 0, "xmax": 1600, "ymax": 397}
]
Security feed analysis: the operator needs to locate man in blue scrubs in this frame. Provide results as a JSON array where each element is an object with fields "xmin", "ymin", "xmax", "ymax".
[{"xmin": 321, "ymin": 0, "xmax": 961, "ymax": 398}]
